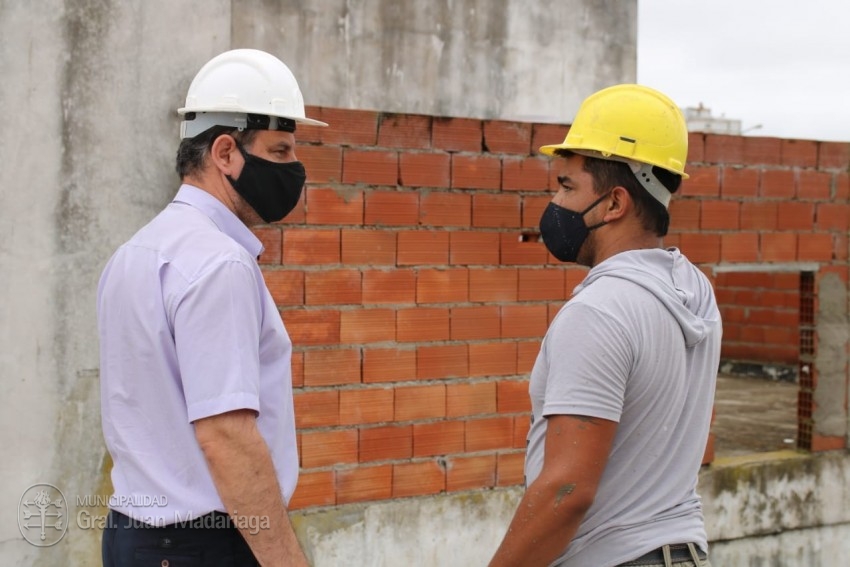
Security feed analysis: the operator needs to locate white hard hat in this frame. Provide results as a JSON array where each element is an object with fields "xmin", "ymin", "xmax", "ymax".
[{"xmin": 178, "ymin": 48, "xmax": 327, "ymax": 139}]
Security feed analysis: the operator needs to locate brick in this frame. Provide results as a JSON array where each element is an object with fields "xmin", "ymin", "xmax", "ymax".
[
  {"xmin": 472, "ymin": 193, "xmax": 521, "ymax": 228},
  {"xmin": 518, "ymin": 268, "xmax": 566, "ymax": 301},
  {"xmin": 500, "ymin": 233, "xmax": 549, "ymax": 265},
  {"xmin": 301, "ymin": 429, "xmax": 358, "ymax": 468},
  {"xmin": 501, "ymin": 305, "xmax": 548, "ymax": 339},
  {"xmin": 816, "ymin": 204, "xmax": 850, "ymax": 231},
  {"xmin": 363, "ymin": 348, "xmax": 416, "ymax": 383},
  {"xmin": 447, "ymin": 455, "xmax": 496, "ymax": 492},
  {"xmin": 363, "ymin": 191, "xmax": 419, "ymax": 226},
  {"xmin": 469, "ymin": 342, "xmax": 518, "ymax": 377},
  {"xmin": 416, "ymin": 268, "xmax": 470, "ymax": 303},
  {"xmin": 413, "ymin": 420, "xmax": 465, "ymax": 457},
  {"xmin": 452, "ymin": 155, "xmax": 501, "ymax": 190},
  {"xmin": 336, "ymin": 465, "xmax": 392, "ymax": 505},
  {"xmin": 306, "ymin": 188, "xmax": 364, "ymax": 225},
  {"xmin": 678, "ymin": 233, "xmax": 721, "ymax": 264},
  {"xmin": 280, "ymin": 192, "xmax": 306, "ymax": 224},
  {"xmin": 564, "ymin": 269, "xmax": 586, "ymax": 296},
  {"xmin": 513, "ymin": 415, "xmax": 531, "ymax": 448},
  {"xmin": 397, "ymin": 307, "xmax": 450, "ymax": 342},
  {"xmin": 397, "ymin": 231, "xmax": 449, "ymax": 265},
  {"xmin": 362, "ymin": 269, "xmax": 416, "ymax": 304},
  {"xmin": 416, "ymin": 344, "xmax": 468, "ymax": 380},
  {"xmin": 395, "ymin": 384, "xmax": 446, "ymax": 421},
  {"xmin": 281, "ymin": 309, "xmax": 340, "ymax": 346},
  {"xmin": 305, "ymin": 269, "xmax": 362, "ymax": 305},
  {"xmin": 296, "ymin": 106, "xmax": 324, "ymax": 144},
  {"xmin": 721, "ymin": 167, "xmax": 759, "ymax": 198},
  {"xmin": 797, "ymin": 233, "xmax": 834, "ymax": 262},
  {"xmin": 836, "ymin": 173, "xmax": 849, "ymax": 200},
  {"xmin": 668, "ymin": 199, "xmax": 700, "ymax": 232},
  {"xmin": 502, "ymin": 157, "xmax": 549, "ymax": 191},
  {"xmin": 341, "ymin": 229, "xmax": 397, "ymax": 265},
  {"xmin": 497, "ymin": 380, "xmax": 531, "ymax": 413},
  {"xmin": 522, "ymin": 195, "xmax": 551, "ymax": 228},
  {"xmin": 700, "ymin": 200, "xmax": 740, "ymax": 230},
  {"xmin": 253, "ymin": 227, "xmax": 282, "ymax": 264},
  {"xmin": 400, "ymin": 152, "xmax": 450, "ymax": 188},
  {"xmin": 449, "ymin": 232, "xmax": 500, "ymax": 265},
  {"xmin": 465, "ymin": 417, "xmax": 514, "ymax": 453},
  {"xmin": 740, "ymin": 202, "xmax": 778, "ymax": 231},
  {"xmin": 484, "ymin": 120, "xmax": 532, "ymax": 154},
  {"xmin": 393, "ymin": 461, "xmax": 445, "ymax": 497},
  {"xmin": 318, "ymin": 108, "xmax": 378, "ymax": 146},
  {"xmin": 704, "ymin": 135, "xmax": 744, "ymax": 164},
  {"xmin": 340, "ymin": 387, "xmax": 394, "ymax": 425},
  {"xmin": 446, "ymin": 381, "xmax": 497, "ymax": 418},
  {"xmin": 450, "ymin": 306, "xmax": 501, "ymax": 341},
  {"xmin": 497, "ymin": 452, "xmax": 526, "ymax": 486},
  {"xmin": 818, "ymin": 142, "xmax": 850, "ymax": 170},
  {"xmin": 343, "ymin": 149, "xmax": 399, "ymax": 186},
  {"xmin": 419, "ymin": 192, "xmax": 471, "ymax": 227},
  {"xmin": 294, "ymin": 390, "xmax": 339, "ymax": 428},
  {"xmin": 760, "ymin": 233, "xmax": 797, "ymax": 262},
  {"xmin": 282, "ymin": 228, "xmax": 341, "ymax": 265},
  {"xmin": 781, "ymin": 139, "xmax": 818, "ymax": 167},
  {"xmin": 531, "ymin": 123, "xmax": 568, "ymax": 156},
  {"xmin": 469, "ymin": 268, "xmax": 518, "ymax": 302},
  {"xmin": 680, "ymin": 165, "xmax": 720, "ymax": 197},
  {"xmin": 686, "ymin": 132, "xmax": 704, "ymax": 164},
  {"xmin": 360, "ymin": 425, "xmax": 413, "ymax": 462},
  {"xmin": 288, "ymin": 470, "xmax": 335, "ymax": 510},
  {"xmin": 291, "ymin": 352, "xmax": 304, "ymax": 387},
  {"xmin": 742, "ymin": 137, "xmax": 782, "ymax": 166},
  {"xmin": 304, "ymin": 349, "xmax": 361, "ymax": 386},
  {"xmin": 760, "ymin": 169, "xmax": 795, "ymax": 198},
  {"xmin": 720, "ymin": 233, "xmax": 758, "ymax": 262},
  {"xmin": 377, "ymin": 113, "xmax": 431, "ymax": 150},
  {"xmin": 777, "ymin": 201, "xmax": 815, "ymax": 231},
  {"xmin": 340, "ymin": 308, "xmax": 395, "ymax": 345},
  {"xmin": 432, "ymin": 117, "xmax": 482, "ymax": 153},
  {"xmin": 797, "ymin": 171, "xmax": 831, "ymax": 200},
  {"xmin": 263, "ymin": 270, "xmax": 304, "ymax": 306},
  {"xmin": 298, "ymin": 144, "xmax": 342, "ymax": 184}
]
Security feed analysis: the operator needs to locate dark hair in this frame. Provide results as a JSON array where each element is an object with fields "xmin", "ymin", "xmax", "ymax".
[
  {"xmin": 555, "ymin": 150, "xmax": 682, "ymax": 237},
  {"xmin": 175, "ymin": 127, "xmax": 258, "ymax": 178}
]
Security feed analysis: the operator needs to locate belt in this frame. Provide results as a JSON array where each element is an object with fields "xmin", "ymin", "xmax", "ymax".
[{"xmin": 619, "ymin": 543, "xmax": 707, "ymax": 566}]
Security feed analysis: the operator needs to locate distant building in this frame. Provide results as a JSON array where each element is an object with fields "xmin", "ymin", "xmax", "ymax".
[{"xmin": 683, "ymin": 103, "xmax": 742, "ymax": 135}]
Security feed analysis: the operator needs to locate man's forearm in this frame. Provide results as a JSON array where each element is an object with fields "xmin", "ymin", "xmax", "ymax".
[{"xmin": 196, "ymin": 411, "xmax": 308, "ymax": 567}]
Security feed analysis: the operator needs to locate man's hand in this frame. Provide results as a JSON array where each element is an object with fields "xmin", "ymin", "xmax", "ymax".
[
  {"xmin": 195, "ymin": 409, "xmax": 309, "ymax": 567},
  {"xmin": 489, "ymin": 414, "xmax": 617, "ymax": 567}
]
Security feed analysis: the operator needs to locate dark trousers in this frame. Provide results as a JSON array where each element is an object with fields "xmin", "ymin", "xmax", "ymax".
[{"xmin": 102, "ymin": 509, "xmax": 260, "ymax": 567}]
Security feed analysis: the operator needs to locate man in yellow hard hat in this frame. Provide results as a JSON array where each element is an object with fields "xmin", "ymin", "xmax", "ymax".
[
  {"xmin": 489, "ymin": 85, "xmax": 720, "ymax": 567},
  {"xmin": 98, "ymin": 49, "xmax": 326, "ymax": 566}
]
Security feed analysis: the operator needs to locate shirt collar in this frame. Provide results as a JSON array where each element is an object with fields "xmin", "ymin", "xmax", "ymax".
[{"xmin": 173, "ymin": 184, "xmax": 264, "ymax": 259}]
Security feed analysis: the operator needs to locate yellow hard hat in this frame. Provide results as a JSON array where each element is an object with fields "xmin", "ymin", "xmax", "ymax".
[{"xmin": 540, "ymin": 84, "xmax": 689, "ymax": 180}]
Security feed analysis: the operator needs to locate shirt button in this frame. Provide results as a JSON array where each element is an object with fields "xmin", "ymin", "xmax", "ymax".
[{"xmin": 160, "ymin": 537, "xmax": 173, "ymax": 548}]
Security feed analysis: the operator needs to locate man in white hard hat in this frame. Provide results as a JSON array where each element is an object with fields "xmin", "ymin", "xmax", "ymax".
[
  {"xmin": 489, "ymin": 85, "xmax": 720, "ymax": 567},
  {"xmin": 98, "ymin": 49, "xmax": 325, "ymax": 566}
]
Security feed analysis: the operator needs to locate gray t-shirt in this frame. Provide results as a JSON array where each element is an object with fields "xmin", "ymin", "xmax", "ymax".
[{"xmin": 525, "ymin": 248, "xmax": 721, "ymax": 567}]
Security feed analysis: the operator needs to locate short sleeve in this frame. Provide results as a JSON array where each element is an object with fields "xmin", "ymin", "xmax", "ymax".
[
  {"xmin": 541, "ymin": 302, "xmax": 633, "ymax": 422},
  {"xmin": 173, "ymin": 260, "xmax": 263, "ymax": 422}
]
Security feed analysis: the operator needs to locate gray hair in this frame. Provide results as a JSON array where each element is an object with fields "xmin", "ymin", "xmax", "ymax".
[{"xmin": 175, "ymin": 127, "xmax": 258, "ymax": 179}]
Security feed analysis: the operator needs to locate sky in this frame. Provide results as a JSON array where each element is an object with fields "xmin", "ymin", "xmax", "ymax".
[{"xmin": 637, "ymin": 0, "xmax": 850, "ymax": 142}]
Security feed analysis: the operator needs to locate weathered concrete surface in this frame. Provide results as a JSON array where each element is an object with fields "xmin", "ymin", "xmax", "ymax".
[
  {"xmin": 814, "ymin": 272, "xmax": 849, "ymax": 439},
  {"xmin": 232, "ymin": 0, "xmax": 637, "ymax": 122},
  {"xmin": 291, "ymin": 451, "xmax": 850, "ymax": 566}
]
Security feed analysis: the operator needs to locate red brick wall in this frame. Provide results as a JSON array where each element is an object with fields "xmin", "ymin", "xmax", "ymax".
[{"xmin": 254, "ymin": 107, "xmax": 850, "ymax": 509}]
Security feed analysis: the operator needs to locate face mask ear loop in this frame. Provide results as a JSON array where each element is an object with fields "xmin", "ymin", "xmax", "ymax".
[{"xmin": 580, "ymin": 191, "xmax": 613, "ymax": 231}]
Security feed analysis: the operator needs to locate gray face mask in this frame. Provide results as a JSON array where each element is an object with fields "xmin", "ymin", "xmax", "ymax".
[
  {"xmin": 538, "ymin": 193, "xmax": 610, "ymax": 262},
  {"xmin": 226, "ymin": 144, "xmax": 306, "ymax": 223}
]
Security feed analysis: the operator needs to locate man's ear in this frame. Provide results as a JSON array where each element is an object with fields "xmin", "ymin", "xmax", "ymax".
[
  {"xmin": 209, "ymin": 133, "xmax": 240, "ymax": 177},
  {"xmin": 603, "ymin": 186, "xmax": 630, "ymax": 222}
]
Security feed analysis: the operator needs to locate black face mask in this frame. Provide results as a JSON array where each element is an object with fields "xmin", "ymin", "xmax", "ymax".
[
  {"xmin": 538, "ymin": 193, "xmax": 610, "ymax": 263},
  {"xmin": 226, "ymin": 144, "xmax": 306, "ymax": 223}
]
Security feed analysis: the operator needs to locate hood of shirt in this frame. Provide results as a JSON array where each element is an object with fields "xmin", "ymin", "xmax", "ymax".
[{"xmin": 572, "ymin": 248, "xmax": 720, "ymax": 347}]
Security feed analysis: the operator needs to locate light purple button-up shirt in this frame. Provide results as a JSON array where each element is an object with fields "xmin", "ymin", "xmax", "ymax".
[{"xmin": 97, "ymin": 184, "xmax": 298, "ymax": 523}]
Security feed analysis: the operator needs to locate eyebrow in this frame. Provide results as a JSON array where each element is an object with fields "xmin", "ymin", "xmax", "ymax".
[{"xmin": 557, "ymin": 175, "xmax": 574, "ymax": 185}]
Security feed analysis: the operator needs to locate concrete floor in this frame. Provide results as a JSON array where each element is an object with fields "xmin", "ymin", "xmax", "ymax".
[{"xmin": 712, "ymin": 373, "xmax": 799, "ymax": 457}]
